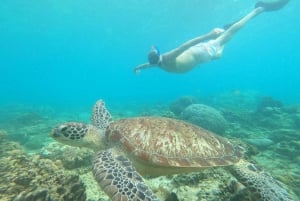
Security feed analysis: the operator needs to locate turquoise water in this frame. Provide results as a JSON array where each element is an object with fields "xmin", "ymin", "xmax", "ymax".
[
  {"xmin": 0, "ymin": 0, "xmax": 299, "ymax": 107},
  {"xmin": 0, "ymin": 1, "xmax": 299, "ymax": 200}
]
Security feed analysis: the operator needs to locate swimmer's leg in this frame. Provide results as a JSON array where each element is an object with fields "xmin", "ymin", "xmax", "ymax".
[
  {"xmin": 215, "ymin": 7, "xmax": 264, "ymax": 46},
  {"xmin": 216, "ymin": 0, "xmax": 289, "ymax": 46}
]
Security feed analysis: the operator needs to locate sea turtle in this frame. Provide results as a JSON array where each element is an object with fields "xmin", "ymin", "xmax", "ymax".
[{"xmin": 51, "ymin": 99, "xmax": 294, "ymax": 201}]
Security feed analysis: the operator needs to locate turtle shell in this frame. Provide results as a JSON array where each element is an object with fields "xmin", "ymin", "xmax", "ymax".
[{"xmin": 106, "ymin": 117, "xmax": 243, "ymax": 168}]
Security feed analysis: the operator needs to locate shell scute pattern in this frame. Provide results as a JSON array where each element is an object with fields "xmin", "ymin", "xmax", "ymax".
[
  {"xmin": 92, "ymin": 100, "xmax": 112, "ymax": 130},
  {"xmin": 107, "ymin": 117, "xmax": 243, "ymax": 167},
  {"xmin": 93, "ymin": 150, "xmax": 159, "ymax": 201}
]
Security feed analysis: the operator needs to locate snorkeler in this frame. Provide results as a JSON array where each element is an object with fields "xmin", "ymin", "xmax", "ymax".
[{"xmin": 134, "ymin": 0, "xmax": 290, "ymax": 74}]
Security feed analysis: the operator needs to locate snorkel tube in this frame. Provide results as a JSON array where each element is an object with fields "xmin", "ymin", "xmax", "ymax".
[{"xmin": 148, "ymin": 45, "xmax": 161, "ymax": 65}]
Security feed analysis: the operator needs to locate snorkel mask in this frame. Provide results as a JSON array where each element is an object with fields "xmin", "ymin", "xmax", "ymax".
[{"xmin": 148, "ymin": 45, "xmax": 161, "ymax": 65}]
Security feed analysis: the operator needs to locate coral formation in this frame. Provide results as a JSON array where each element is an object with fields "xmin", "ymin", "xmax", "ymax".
[
  {"xmin": 0, "ymin": 130, "xmax": 86, "ymax": 201},
  {"xmin": 40, "ymin": 142, "xmax": 93, "ymax": 170},
  {"xmin": 169, "ymin": 96, "xmax": 199, "ymax": 116},
  {"xmin": 244, "ymin": 138, "xmax": 274, "ymax": 149},
  {"xmin": 1, "ymin": 93, "xmax": 299, "ymax": 200},
  {"xmin": 180, "ymin": 104, "xmax": 228, "ymax": 134},
  {"xmin": 204, "ymin": 90, "xmax": 262, "ymax": 112},
  {"xmin": 256, "ymin": 96, "xmax": 283, "ymax": 113},
  {"xmin": 144, "ymin": 169, "xmax": 255, "ymax": 201}
]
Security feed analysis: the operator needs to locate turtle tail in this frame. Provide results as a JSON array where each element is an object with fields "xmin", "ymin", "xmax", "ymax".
[
  {"xmin": 92, "ymin": 150, "xmax": 159, "ymax": 201},
  {"xmin": 255, "ymin": 0, "xmax": 290, "ymax": 12}
]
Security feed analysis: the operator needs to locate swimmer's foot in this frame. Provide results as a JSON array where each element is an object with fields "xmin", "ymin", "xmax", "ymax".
[{"xmin": 255, "ymin": 0, "xmax": 290, "ymax": 11}]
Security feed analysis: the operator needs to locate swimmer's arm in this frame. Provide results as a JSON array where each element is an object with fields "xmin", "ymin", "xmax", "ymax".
[
  {"xmin": 133, "ymin": 63, "xmax": 156, "ymax": 74},
  {"xmin": 164, "ymin": 28, "xmax": 224, "ymax": 58}
]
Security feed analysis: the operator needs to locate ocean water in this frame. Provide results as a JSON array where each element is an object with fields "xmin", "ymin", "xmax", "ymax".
[
  {"xmin": 0, "ymin": 0, "xmax": 299, "ymax": 200},
  {"xmin": 0, "ymin": 0, "xmax": 299, "ymax": 107}
]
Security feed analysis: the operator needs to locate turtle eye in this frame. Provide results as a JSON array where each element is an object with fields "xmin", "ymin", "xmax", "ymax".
[{"xmin": 52, "ymin": 127, "xmax": 63, "ymax": 138}]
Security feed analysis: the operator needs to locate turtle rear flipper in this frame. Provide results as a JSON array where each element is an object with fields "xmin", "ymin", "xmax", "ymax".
[
  {"xmin": 92, "ymin": 100, "xmax": 112, "ymax": 130},
  {"xmin": 255, "ymin": 0, "xmax": 290, "ymax": 11},
  {"xmin": 93, "ymin": 150, "xmax": 159, "ymax": 201},
  {"xmin": 230, "ymin": 160, "xmax": 295, "ymax": 201}
]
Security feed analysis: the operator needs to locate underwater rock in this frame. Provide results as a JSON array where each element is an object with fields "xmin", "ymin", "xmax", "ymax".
[
  {"xmin": 222, "ymin": 109, "xmax": 254, "ymax": 128},
  {"xmin": 180, "ymin": 104, "xmax": 228, "ymax": 134},
  {"xmin": 0, "ymin": 129, "xmax": 8, "ymax": 139},
  {"xmin": 173, "ymin": 171, "xmax": 209, "ymax": 186},
  {"xmin": 210, "ymin": 90, "xmax": 262, "ymax": 111},
  {"xmin": 254, "ymin": 111, "xmax": 295, "ymax": 129},
  {"xmin": 269, "ymin": 129, "xmax": 300, "ymax": 142},
  {"xmin": 273, "ymin": 141, "xmax": 300, "ymax": 158},
  {"xmin": 169, "ymin": 96, "xmax": 198, "ymax": 116},
  {"xmin": 0, "ymin": 138, "xmax": 86, "ymax": 201},
  {"xmin": 256, "ymin": 96, "xmax": 283, "ymax": 114},
  {"xmin": 252, "ymin": 101, "xmax": 298, "ymax": 131},
  {"xmin": 283, "ymin": 104, "xmax": 300, "ymax": 114},
  {"xmin": 244, "ymin": 138, "xmax": 274, "ymax": 149},
  {"xmin": 13, "ymin": 111, "xmax": 45, "ymax": 126},
  {"xmin": 252, "ymin": 150, "xmax": 300, "ymax": 200},
  {"xmin": 170, "ymin": 169, "xmax": 242, "ymax": 201},
  {"xmin": 79, "ymin": 172, "xmax": 109, "ymax": 201},
  {"xmin": 0, "ymin": 130, "xmax": 24, "ymax": 158},
  {"xmin": 40, "ymin": 142, "xmax": 93, "ymax": 170},
  {"xmin": 165, "ymin": 192, "xmax": 179, "ymax": 201},
  {"xmin": 290, "ymin": 113, "xmax": 300, "ymax": 129},
  {"xmin": 143, "ymin": 169, "xmax": 247, "ymax": 201}
]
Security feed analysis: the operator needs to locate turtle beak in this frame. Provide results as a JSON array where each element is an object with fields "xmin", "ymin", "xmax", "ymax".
[{"xmin": 51, "ymin": 127, "xmax": 61, "ymax": 138}]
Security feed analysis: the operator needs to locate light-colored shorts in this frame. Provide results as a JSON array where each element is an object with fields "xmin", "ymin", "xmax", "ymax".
[{"xmin": 191, "ymin": 40, "xmax": 223, "ymax": 63}]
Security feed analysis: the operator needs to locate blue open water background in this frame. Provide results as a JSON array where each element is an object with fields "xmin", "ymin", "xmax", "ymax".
[
  {"xmin": 0, "ymin": 0, "xmax": 299, "ymax": 109},
  {"xmin": 0, "ymin": 1, "xmax": 300, "ymax": 200}
]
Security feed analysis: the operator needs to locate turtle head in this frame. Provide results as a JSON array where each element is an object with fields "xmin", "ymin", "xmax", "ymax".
[{"xmin": 51, "ymin": 122, "xmax": 106, "ymax": 150}]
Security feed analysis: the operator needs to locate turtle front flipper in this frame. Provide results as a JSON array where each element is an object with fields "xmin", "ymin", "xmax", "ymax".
[
  {"xmin": 230, "ymin": 160, "xmax": 296, "ymax": 201},
  {"xmin": 92, "ymin": 99, "xmax": 112, "ymax": 130},
  {"xmin": 93, "ymin": 149, "xmax": 159, "ymax": 201}
]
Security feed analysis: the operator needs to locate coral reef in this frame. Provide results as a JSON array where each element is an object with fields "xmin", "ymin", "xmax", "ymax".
[
  {"xmin": 252, "ymin": 97, "xmax": 296, "ymax": 129},
  {"xmin": 219, "ymin": 103, "xmax": 300, "ymax": 199},
  {"xmin": 244, "ymin": 138, "xmax": 274, "ymax": 149},
  {"xmin": 0, "ymin": 131, "xmax": 86, "ymax": 201},
  {"xmin": 256, "ymin": 96, "xmax": 283, "ymax": 113},
  {"xmin": 1, "ymin": 94, "xmax": 299, "ymax": 200},
  {"xmin": 210, "ymin": 90, "xmax": 262, "ymax": 110},
  {"xmin": 252, "ymin": 150, "xmax": 300, "ymax": 200},
  {"xmin": 40, "ymin": 142, "xmax": 93, "ymax": 170},
  {"xmin": 145, "ymin": 169, "xmax": 237, "ymax": 201},
  {"xmin": 169, "ymin": 96, "xmax": 199, "ymax": 116},
  {"xmin": 180, "ymin": 104, "xmax": 228, "ymax": 134},
  {"xmin": 284, "ymin": 104, "xmax": 300, "ymax": 129}
]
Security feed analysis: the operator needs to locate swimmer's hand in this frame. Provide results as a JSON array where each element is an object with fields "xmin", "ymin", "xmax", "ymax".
[
  {"xmin": 133, "ymin": 63, "xmax": 153, "ymax": 74},
  {"xmin": 134, "ymin": 68, "xmax": 141, "ymax": 75}
]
